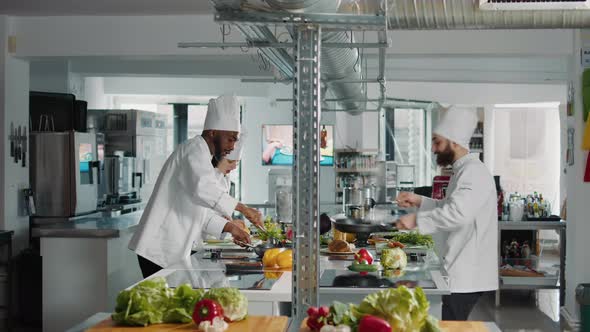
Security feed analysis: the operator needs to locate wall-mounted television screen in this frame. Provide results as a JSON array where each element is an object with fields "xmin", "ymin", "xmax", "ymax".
[{"xmin": 262, "ymin": 124, "xmax": 334, "ymax": 166}]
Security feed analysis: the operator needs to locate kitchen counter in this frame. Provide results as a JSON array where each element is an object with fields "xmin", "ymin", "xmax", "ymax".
[
  {"xmin": 145, "ymin": 249, "xmax": 449, "ymax": 319},
  {"xmin": 38, "ymin": 211, "xmax": 144, "ymax": 332},
  {"xmin": 32, "ymin": 211, "xmax": 143, "ymax": 238}
]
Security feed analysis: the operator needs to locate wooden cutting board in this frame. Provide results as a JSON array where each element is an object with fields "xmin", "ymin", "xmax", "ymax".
[
  {"xmin": 87, "ymin": 316, "xmax": 289, "ymax": 332},
  {"xmin": 300, "ymin": 319, "xmax": 490, "ymax": 331}
]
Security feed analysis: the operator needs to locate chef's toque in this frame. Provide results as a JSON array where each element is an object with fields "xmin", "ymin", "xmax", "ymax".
[
  {"xmin": 433, "ymin": 106, "xmax": 478, "ymax": 150},
  {"xmin": 203, "ymin": 94, "xmax": 241, "ymax": 133}
]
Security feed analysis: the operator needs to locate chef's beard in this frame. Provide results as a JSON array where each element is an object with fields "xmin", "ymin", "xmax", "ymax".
[
  {"xmin": 436, "ymin": 145, "xmax": 456, "ymax": 167},
  {"xmin": 213, "ymin": 135, "xmax": 225, "ymax": 161}
]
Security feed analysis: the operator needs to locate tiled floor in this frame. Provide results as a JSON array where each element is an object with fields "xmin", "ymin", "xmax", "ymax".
[
  {"xmin": 470, "ymin": 290, "xmax": 570, "ymax": 332},
  {"xmin": 470, "ymin": 246, "xmax": 571, "ymax": 332}
]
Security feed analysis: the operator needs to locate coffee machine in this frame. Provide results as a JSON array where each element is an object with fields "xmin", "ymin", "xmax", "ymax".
[{"xmin": 103, "ymin": 152, "xmax": 143, "ymax": 205}]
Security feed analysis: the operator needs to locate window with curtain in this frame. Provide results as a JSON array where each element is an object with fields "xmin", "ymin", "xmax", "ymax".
[{"xmin": 493, "ymin": 106, "xmax": 561, "ymax": 212}]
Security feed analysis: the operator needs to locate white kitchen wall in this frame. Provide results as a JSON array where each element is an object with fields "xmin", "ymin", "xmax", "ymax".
[
  {"xmin": 92, "ymin": 76, "xmax": 338, "ymax": 205},
  {"xmin": 29, "ymin": 60, "xmax": 85, "ymax": 99},
  {"xmin": 29, "ymin": 60, "xmax": 69, "ymax": 93},
  {"xmin": 563, "ymin": 29, "xmax": 590, "ymax": 326},
  {"xmin": 1, "ymin": 16, "xmax": 30, "ymax": 253}
]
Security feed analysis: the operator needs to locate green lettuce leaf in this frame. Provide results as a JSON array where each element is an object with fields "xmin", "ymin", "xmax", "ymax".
[
  {"xmin": 163, "ymin": 284, "xmax": 206, "ymax": 323},
  {"xmin": 111, "ymin": 277, "xmax": 171, "ymax": 326},
  {"xmin": 352, "ymin": 286, "xmax": 436, "ymax": 332},
  {"xmin": 203, "ymin": 288, "xmax": 248, "ymax": 321}
]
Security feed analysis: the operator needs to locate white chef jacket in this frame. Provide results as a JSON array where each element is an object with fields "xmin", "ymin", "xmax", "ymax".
[
  {"xmin": 197, "ymin": 170, "xmax": 232, "ymax": 247},
  {"xmin": 129, "ymin": 136, "xmax": 238, "ymax": 268},
  {"xmin": 417, "ymin": 154, "xmax": 499, "ymax": 293}
]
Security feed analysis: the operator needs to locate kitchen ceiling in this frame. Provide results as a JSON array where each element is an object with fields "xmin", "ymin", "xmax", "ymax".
[{"xmin": 0, "ymin": 0, "xmax": 213, "ymax": 16}]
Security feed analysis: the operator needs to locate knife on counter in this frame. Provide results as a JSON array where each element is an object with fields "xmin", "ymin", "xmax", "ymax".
[
  {"xmin": 14, "ymin": 126, "xmax": 20, "ymax": 163},
  {"xmin": 9, "ymin": 122, "xmax": 14, "ymax": 158},
  {"xmin": 22, "ymin": 126, "xmax": 27, "ymax": 167}
]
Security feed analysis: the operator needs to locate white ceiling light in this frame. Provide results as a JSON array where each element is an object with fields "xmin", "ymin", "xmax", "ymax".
[
  {"xmin": 479, "ymin": 0, "xmax": 590, "ymax": 11},
  {"xmin": 494, "ymin": 102, "xmax": 561, "ymax": 108}
]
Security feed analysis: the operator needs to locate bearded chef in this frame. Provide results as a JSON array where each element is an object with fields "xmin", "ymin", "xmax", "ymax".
[
  {"xmin": 395, "ymin": 106, "xmax": 498, "ymax": 321},
  {"xmin": 129, "ymin": 95, "xmax": 263, "ymax": 278},
  {"xmin": 203, "ymin": 130, "xmax": 249, "ymax": 244},
  {"xmin": 213, "ymin": 130, "xmax": 247, "ymax": 194}
]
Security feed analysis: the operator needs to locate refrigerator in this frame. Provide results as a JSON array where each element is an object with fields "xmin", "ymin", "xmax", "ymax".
[
  {"xmin": 100, "ymin": 109, "xmax": 168, "ymax": 201},
  {"xmin": 30, "ymin": 131, "xmax": 99, "ymax": 217}
]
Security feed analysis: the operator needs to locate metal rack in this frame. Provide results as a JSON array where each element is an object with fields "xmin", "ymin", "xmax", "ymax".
[
  {"xmin": 496, "ymin": 221, "xmax": 567, "ymax": 307},
  {"xmin": 197, "ymin": 2, "xmax": 390, "ymax": 330}
]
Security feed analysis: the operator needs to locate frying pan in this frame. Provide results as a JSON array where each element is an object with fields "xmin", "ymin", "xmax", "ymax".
[
  {"xmin": 237, "ymin": 241, "xmax": 278, "ymax": 258},
  {"xmin": 332, "ymin": 216, "xmax": 398, "ymax": 234}
]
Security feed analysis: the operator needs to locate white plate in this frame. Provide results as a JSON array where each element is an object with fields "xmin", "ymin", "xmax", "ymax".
[{"xmin": 320, "ymin": 248, "xmax": 358, "ymax": 256}]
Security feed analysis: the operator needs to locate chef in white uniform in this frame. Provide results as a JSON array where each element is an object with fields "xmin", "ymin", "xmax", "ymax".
[
  {"xmin": 213, "ymin": 130, "xmax": 247, "ymax": 194},
  {"xmin": 395, "ymin": 106, "xmax": 498, "ymax": 321},
  {"xmin": 201, "ymin": 130, "xmax": 248, "ymax": 245},
  {"xmin": 129, "ymin": 95, "xmax": 263, "ymax": 278}
]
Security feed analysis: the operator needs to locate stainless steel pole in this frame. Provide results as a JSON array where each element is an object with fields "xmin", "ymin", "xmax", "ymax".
[{"xmin": 291, "ymin": 24, "xmax": 321, "ymax": 331}]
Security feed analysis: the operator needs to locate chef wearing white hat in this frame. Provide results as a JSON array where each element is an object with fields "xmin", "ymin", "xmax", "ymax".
[
  {"xmin": 213, "ymin": 130, "xmax": 248, "ymax": 193},
  {"xmin": 395, "ymin": 106, "xmax": 498, "ymax": 321},
  {"xmin": 129, "ymin": 95, "xmax": 263, "ymax": 278}
]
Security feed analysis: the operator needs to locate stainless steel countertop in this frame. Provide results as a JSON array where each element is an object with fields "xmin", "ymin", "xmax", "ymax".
[{"xmin": 32, "ymin": 211, "xmax": 143, "ymax": 238}]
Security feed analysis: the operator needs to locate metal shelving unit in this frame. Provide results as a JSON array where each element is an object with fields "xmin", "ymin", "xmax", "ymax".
[
  {"xmin": 195, "ymin": 2, "xmax": 389, "ymax": 329},
  {"xmin": 496, "ymin": 221, "xmax": 566, "ymax": 307}
]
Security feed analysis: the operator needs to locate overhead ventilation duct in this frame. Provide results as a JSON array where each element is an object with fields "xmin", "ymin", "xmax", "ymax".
[
  {"xmin": 265, "ymin": 0, "xmax": 368, "ymax": 115},
  {"xmin": 388, "ymin": 0, "xmax": 590, "ymax": 29}
]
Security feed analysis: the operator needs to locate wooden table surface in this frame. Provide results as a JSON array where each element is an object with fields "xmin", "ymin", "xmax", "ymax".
[
  {"xmin": 300, "ymin": 320, "xmax": 492, "ymax": 332},
  {"xmin": 86, "ymin": 316, "xmax": 289, "ymax": 332}
]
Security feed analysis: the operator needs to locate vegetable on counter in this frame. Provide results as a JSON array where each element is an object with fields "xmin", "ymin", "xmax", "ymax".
[
  {"xmin": 258, "ymin": 217, "xmax": 285, "ymax": 242},
  {"xmin": 381, "ymin": 247, "xmax": 407, "ymax": 270},
  {"xmin": 203, "ymin": 287, "xmax": 248, "ymax": 322},
  {"xmin": 358, "ymin": 315, "xmax": 392, "ymax": 332},
  {"xmin": 111, "ymin": 278, "xmax": 246, "ymax": 327},
  {"xmin": 197, "ymin": 317, "xmax": 229, "ymax": 332},
  {"xmin": 320, "ymin": 324, "xmax": 352, "ymax": 332},
  {"xmin": 348, "ymin": 261, "xmax": 379, "ymax": 273},
  {"xmin": 352, "ymin": 286, "xmax": 439, "ymax": 332},
  {"xmin": 388, "ymin": 232, "xmax": 434, "ymax": 248},
  {"xmin": 306, "ymin": 287, "xmax": 440, "ymax": 332},
  {"xmin": 306, "ymin": 306, "xmax": 330, "ymax": 331},
  {"xmin": 192, "ymin": 299, "xmax": 224, "ymax": 326},
  {"xmin": 262, "ymin": 248, "xmax": 293, "ymax": 269},
  {"xmin": 354, "ymin": 249, "xmax": 373, "ymax": 265},
  {"xmin": 112, "ymin": 278, "xmax": 204, "ymax": 326}
]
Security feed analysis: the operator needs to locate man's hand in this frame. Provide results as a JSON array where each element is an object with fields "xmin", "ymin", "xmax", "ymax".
[
  {"xmin": 395, "ymin": 213, "xmax": 417, "ymax": 230},
  {"xmin": 396, "ymin": 192, "xmax": 423, "ymax": 208},
  {"xmin": 236, "ymin": 203, "xmax": 264, "ymax": 230},
  {"xmin": 223, "ymin": 222, "xmax": 251, "ymax": 245}
]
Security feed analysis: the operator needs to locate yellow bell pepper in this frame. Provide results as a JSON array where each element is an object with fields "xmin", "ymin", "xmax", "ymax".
[
  {"xmin": 276, "ymin": 249, "xmax": 293, "ymax": 269},
  {"xmin": 264, "ymin": 271, "xmax": 284, "ymax": 280},
  {"xmin": 262, "ymin": 248, "xmax": 285, "ymax": 267}
]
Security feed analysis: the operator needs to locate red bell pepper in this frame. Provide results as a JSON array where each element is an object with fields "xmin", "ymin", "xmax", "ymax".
[
  {"xmin": 358, "ymin": 315, "xmax": 392, "ymax": 332},
  {"xmin": 354, "ymin": 249, "xmax": 374, "ymax": 265},
  {"xmin": 193, "ymin": 299, "xmax": 224, "ymax": 326}
]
